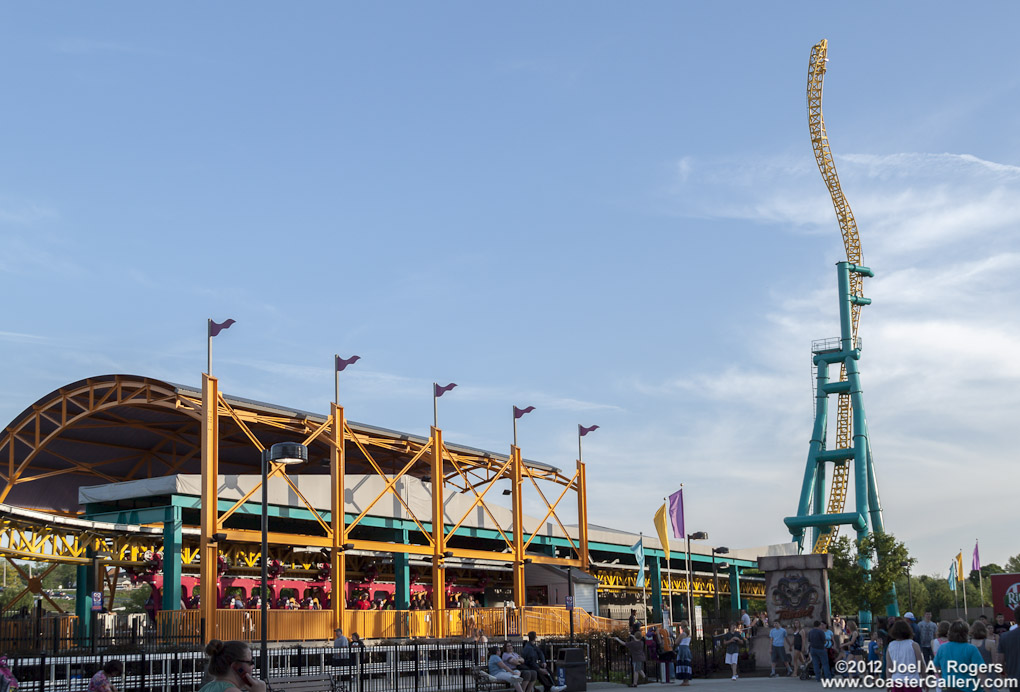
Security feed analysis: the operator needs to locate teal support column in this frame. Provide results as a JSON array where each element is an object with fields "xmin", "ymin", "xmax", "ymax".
[
  {"xmin": 811, "ymin": 464, "xmax": 826, "ymax": 549},
  {"xmin": 75, "ymin": 563, "xmax": 91, "ymax": 642},
  {"xmin": 729, "ymin": 566, "xmax": 742, "ymax": 616},
  {"xmin": 650, "ymin": 559, "xmax": 663, "ymax": 623},
  {"xmin": 162, "ymin": 505, "xmax": 183, "ymax": 611},
  {"xmin": 393, "ymin": 530, "xmax": 410, "ymax": 610},
  {"xmin": 787, "ymin": 263, "xmax": 889, "ymax": 561},
  {"xmin": 793, "ymin": 359, "xmax": 830, "ymax": 552}
]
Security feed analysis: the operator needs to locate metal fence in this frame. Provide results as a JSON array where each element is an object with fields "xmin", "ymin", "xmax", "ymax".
[
  {"xmin": 0, "ymin": 634, "xmax": 753, "ymax": 690},
  {"xmin": 0, "ymin": 606, "xmax": 614, "ymax": 656},
  {"xmin": 3, "ymin": 642, "xmax": 498, "ymax": 692}
]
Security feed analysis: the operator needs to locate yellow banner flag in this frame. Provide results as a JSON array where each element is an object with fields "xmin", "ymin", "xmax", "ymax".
[
  {"xmin": 654, "ymin": 503, "xmax": 670, "ymax": 561},
  {"xmin": 956, "ymin": 552, "xmax": 965, "ymax": 581}
]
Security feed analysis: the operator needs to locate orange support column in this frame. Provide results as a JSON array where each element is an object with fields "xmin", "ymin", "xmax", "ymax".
[
  {"xmin": 199, "ymin": 374, "xmax": 220, "ymax": 639},
  {"xmin": 430, "ymin": 427, "xmax": 446, "ymax": 636},
  {"xmin": 330, "ymin": 404, "xmax": 346, "ymax": 633},
  {"xmin": 577, "ymin": 461, "xmax": 589, "ymax": 569},
  {"xmin": 511, "ymin": 446, "xmax": 525, "ymax": 609}
]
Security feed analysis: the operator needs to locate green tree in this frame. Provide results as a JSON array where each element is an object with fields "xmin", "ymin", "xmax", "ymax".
[
  {"xmin": 829, "ymin": 532, "xmax": 912, "ymax": 617},
  {"xmin": 1005, "ymin": 554, "xmax": 1020, "ymax": 574},
  {"xmin": 970, "ymin": 563, "xmax": 1004, "ymax": 590}
]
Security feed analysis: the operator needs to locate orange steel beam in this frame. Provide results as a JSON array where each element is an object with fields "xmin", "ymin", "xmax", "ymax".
[
  {"xmin": 217, "ymin": 392, "xmax": 266, "ymax": 452},
  {"xmin": 523, "ymin": 464, "xmax": 579, "ymax": 555},
  {"xmin": 511, "ymin": 446, "xmax": 525, "ymax": 608},
  {"xmin": 218, "ymin": 462, "xmax": 288, "ymax": 526},
  {"xmin": 343, "ymin": 440, "xmax": 431, "ymax": 533},
  {"xmin": 443, "ymin": 454, "xmax": 515, "ymax": 550},
  {"xmin": 0, "ymin": 377, "xmax": 196, "ymax": 503},
  {"xmin": 524, "ymin": 554, "xmax": 582, "ymax": 566},
  {"xmin": 274, "ymin": 466, "xmax": 332, "ymax": 537},
  {"xmin": 343, "ymin": 422, "xmax": 434, "ymax": 542},
  {"xmin": 330, "ymin": 404, "xmax": 345, "ymax": 632},
  {"xmin": 200, "ymin": 374, "xmax": 219, "ymax": 638},
  {"xmin": 522, "ymin": 469, "xmax": 577, "ymax": 553},
  {"xmin": 219, "ymin": 528, "xmax": 331, "ymax": 548},
  {"xmin": 430, "ymin": 427, "xmax": 446, "ymax": 635},
  {"xmin": 577, "ymin": 461, "xmax": 589, "ymax": 568},
  {"xmin": 345, "ymin": 540, "xmax": 434, "ymax": 556}
]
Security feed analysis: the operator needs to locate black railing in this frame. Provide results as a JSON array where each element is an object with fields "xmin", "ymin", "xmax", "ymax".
[
  {"xmin": 0, "ymin": 614, "xmax": 204, "ymax": 656},
  {"xmin": 0, "ymin": 633, "xmax": 754, "ymax": 691}
]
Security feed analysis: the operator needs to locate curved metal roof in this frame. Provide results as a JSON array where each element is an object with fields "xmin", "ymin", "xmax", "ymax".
[{"xmin": 0, "ymin": 374, "xmax": 561, "ymax": 514}]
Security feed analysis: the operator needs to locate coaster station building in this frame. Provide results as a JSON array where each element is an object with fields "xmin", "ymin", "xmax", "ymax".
[{"xmin": 0, "ymin": 374, "xmax": 788, "ymax": 645}]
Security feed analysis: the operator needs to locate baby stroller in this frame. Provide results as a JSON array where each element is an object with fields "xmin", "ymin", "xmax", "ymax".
[{"xmin": 798, "ymin": 647, "xmax": 839, "ymax": 681}]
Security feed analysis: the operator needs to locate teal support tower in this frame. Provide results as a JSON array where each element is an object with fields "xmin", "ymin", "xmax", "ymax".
[{"xmin": 784, "ymin": 261, "xmax": 894, "ymax": 629}]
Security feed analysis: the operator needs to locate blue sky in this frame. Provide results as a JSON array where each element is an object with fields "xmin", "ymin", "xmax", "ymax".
[{"xmin": 2, "ymin": 3, "xmax": 1018, "ymax": 578}]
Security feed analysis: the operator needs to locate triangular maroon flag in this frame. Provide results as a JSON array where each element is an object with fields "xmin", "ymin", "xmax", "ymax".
[
  {"xmin": 335, "ymin": 355, "xmax": 361, "ymax": 372},
  {"xmin": 208, "ymin": 318, "xmax": 236, "ymax": 338},
  {"xmin": 434, "ymin": 382, "xmax": 458, "ymax": 398},
  {"xmin": 513, "ymin": 405, "xmax": 536, "ymax": 419},
  {"xmin": 578, "ymin": 424, "xmax": 599, "ymax": 437}
]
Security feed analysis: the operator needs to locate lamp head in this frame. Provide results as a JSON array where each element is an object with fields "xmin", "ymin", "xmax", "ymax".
[
  {"xmin": 688, "ymin": 531, "xmax": 708, "ymax": 541},
  {"xmin": 714, "ymin": 546, "xmax": 730, "ymax": 554},
  {"xmin": 264, "ymin": 442, "xmax": 309, "ymax": 465}
]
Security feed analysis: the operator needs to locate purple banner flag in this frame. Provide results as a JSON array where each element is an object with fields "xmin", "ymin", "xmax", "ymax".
[
  {"xmin": 208, "ymin": 318, "xmax": 235, "ymax": 338},
  {"xmin": 335, "ymin": 355, "xmax": 361, "ymax": 372},
  {"xmin": 513, "ymin": 405, "xmax": 535, "ymax": 419},
  {"xmin": 578, "ymin": 424, "xmax": 599, "ymax": 437},
  {"xmin": 434, "ymin": 382, "xmax": 458, "ymax": 398},
  {"xmin": 972, "ymin": 541, "xmax": 981, "ymax": 572},
  {"xmin": 668, "ymin": 489, "xmax": 684, "ymax": 540}
]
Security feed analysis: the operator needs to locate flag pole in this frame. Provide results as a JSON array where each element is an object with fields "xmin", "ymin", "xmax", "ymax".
[
  {"xmin": 640, "ymin": 532, "xmax": 648, "ymax": 627},
  {"xmin": 513, "ymin": 410, "xmax": 518, "ymax": 449},
  {"xmin": 433, "ymin": 384, "xmax": 438, "ymax": 429},
  {"xmin": 976, "ymin": 540, "xmax": 985, "ymax": 607},
  {"xmin": 664, "ymin": 495, "xmax": 673, "ymax": 632},
  {"xmin": 681, "ymin": 483, "xmax": 692, "ymax": 624},
  {"xmin": 961, "ymin": 550, "xmax": 968, "ymax": 619},
  {"xmin": 578, "ymin": 427, "xmax": 582, "ymax": 464},
  {"xmin": 207, "ymin": 319, "xmax": 213, "ymax": 375},
  {"xmin": 954, "ymin": 568, "xmax": 959, "ymax": 612},
  {"xmin": 335, "ymin": 355, "xmax": 341, "ymax": 407}
]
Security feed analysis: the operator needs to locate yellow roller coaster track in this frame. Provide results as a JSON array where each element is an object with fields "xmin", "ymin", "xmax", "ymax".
[{"xmin": 807, "ymin": 39, "xmax": 863, "ymax": 554}]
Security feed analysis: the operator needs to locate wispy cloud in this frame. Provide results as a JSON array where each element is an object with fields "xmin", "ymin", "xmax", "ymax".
[
  {"xmin": 647, "ymin": 150, "xmax": 1020, "ymax": 573},
  {"xmin": 0, "ymin": 331, "xmax": 50, "ymax": 344}
]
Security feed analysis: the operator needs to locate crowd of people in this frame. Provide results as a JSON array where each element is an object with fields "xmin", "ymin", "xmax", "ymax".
[
  {"xmin": 482, "ymin": 631, "xmax": 567, "ymax": 692},
  {"xmin": 761, "ymin": 607, "xmax": 1019, "ymax": 689},
  {"xmin": 612, "ymin": 608, "xmax": 695, "ymax": 687},
  {"xmin": 209, "ymin": 589, "xmax": 484, "ymax": 611}
]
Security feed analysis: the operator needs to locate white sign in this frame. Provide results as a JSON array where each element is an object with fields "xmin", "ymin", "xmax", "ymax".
[{"xmin": 694, "ymin": 605, "xmax": 704, "ymax": 639}]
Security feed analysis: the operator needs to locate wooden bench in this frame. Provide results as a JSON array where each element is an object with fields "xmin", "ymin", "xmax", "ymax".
[
  {"xmin": 473, "ymin": 666, "xmax": 517, "ymax": 691},
  {"xmin": 267, "ymin": 673, "xmax": 337, "ymax": 692}
]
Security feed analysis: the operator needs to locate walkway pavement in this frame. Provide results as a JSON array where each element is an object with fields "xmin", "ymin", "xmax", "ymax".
[{"xmin": 587, "ymin": 675, "xmax": 822, "ymax": 690}]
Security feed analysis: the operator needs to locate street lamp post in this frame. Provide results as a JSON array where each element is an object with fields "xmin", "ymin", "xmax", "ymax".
[
  {"xmin": 900, "ymin": 560, "xmax": 913, "ymax": 613},
  {"xmin": 685, "ymin": 531, "xmax": 708, "ymax": 625},
  {"xmin": 711, "ymin": 546, "xmax": 730, "ymax": 620},
  {"xmin": 261, "ymin": 442, "xmax": 308, "ymax": 682}
]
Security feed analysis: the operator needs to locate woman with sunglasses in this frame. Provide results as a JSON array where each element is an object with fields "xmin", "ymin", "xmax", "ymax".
[{"xmin": 199, "ymin": 639, "xmax": 266, "ymax": 692}]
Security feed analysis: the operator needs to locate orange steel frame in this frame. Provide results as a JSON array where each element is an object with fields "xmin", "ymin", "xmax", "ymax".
[
  {"xmin": 197, "ymin": 375, "xmax": 590, "ymax": 639},
  {"xmin": 0, "ymin": 374, "xmax": 590, "ymax": 638}
]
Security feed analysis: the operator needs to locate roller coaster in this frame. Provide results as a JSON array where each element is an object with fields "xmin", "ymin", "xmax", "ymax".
[{"xmin": 784, "ymin": 40, "xmax": 890, "ymax": 621}]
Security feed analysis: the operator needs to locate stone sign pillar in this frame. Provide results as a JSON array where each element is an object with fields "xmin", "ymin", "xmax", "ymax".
[{"xmin": 759, "ymin": 553, "xmax": 833, "ymax": 626}]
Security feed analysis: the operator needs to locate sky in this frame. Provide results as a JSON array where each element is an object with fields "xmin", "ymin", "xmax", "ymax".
[{"xmin": 1, "ymin": 3, "xmax": 1018, "ymax": 579}]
